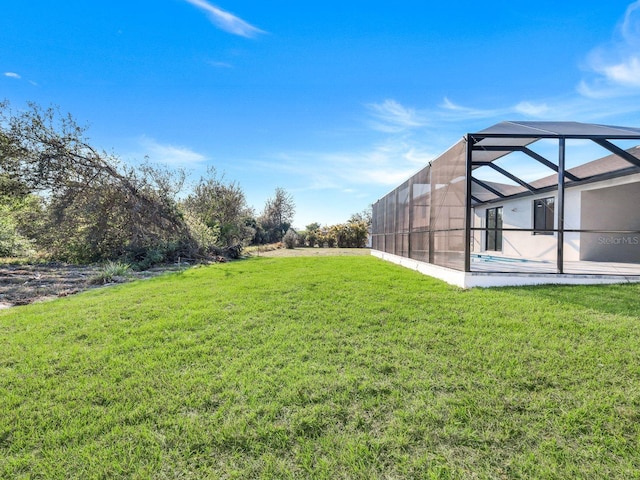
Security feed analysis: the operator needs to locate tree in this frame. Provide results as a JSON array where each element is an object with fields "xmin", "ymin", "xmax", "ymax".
[
  {"xmin": 182, "ymin": 167, "xmax": 254, "ymax": 247},
  {"xmin": 303, "ymin": 222, "xmax": 321, "ymax": 247},
  {"xmin": 296, "ymin": 230, "xmax": 307, "ymax": 247},
  {"xmin": 348, "ymin": 206, "xmax": 372, "ymax": 226},
  {"xmin": 0, "ymin": 101, "xmax": 198, "ymax": 264},
  {"xmin": 0, "ymin": 199, "xmax": 34, "ymax": 256},
  {"xmin": 258, "ymin": 187, "xmax": 295, "ymax": 243},
  {"xmin": 327, "ymin": 220, "xmax": 368, "ymax": 248},
  {"xmin": 282, "ymin": 228, "xmax": 298, "ymax": 249}
]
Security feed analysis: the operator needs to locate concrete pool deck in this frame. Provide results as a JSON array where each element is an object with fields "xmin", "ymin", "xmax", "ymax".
[{"xmin": 372, "ymin": 250, "xmax": 640, "ymax": 288}]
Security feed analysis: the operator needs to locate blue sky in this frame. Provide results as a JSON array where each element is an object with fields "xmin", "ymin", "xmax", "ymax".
[{"xmin": 3, "ymin": 1, "xmax": 640, "ymax": 228}]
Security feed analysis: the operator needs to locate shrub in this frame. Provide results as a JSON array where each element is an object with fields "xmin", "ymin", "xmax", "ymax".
[
  {"xmin": 223, "ymin": 243, "xmax": 243, "ymax": 259},
  {"xmin": 0, "ymin": 204, "xmax": 34, "ymax": 257},
  {"xmin": 296, "ymin": 231, "xmax": 307, "ymax": 247},
  {"xmin": 283, "ymin": 228, "xmax": 298, "ymax": 249},
  {"xmin": 0, "ymin": 220, "xmax": 32, "ymax": 257},
  {"xmin": 183, "ymin": 211, "xmax": 220, "ymax": 254},
  {"xmin": 328, "ymin": 221, "xmax": 368, "ymax": 248},
  {"xmin": 305, "ymin": 230, "xmax": 317, "ymax": 247},
  {"xmin": 89, "ymin": 261, "xmax": 131, "ymax": 285}
]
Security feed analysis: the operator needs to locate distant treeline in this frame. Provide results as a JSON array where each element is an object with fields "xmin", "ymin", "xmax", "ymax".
[{"xmin": 0, "ymin": 102, "xmax": 369, "ymax": 267}]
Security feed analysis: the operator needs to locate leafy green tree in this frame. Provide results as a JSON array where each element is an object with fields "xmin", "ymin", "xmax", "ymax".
[
  {"xmin": 258, "ymin": 187, "xmax": 295, "ymax": 243},
  {"xmin": 282, "ymin": 228, "xmax": 298, "ymax": 249},
  {"xmin": 0, "ymin": 101, "xmax": 197, "ymax": 264},
  {"xmin": 324, "ymin": 218, "xmax": 369, "ymax": 249},
  {"xmin": 302, "ymin": 222, "xmax": 320, "ymax": 247},
  {"xmin": 183, "ymin": 167, "xmax": 254, "ymax": 247},
  {"xmin": 296, "ymin": 230, "xmax": 307, "ymax": 247},
  {"xmin": 348, "ymin": 206, "xmax": 372, "ymax": 226},
  {"xmin": 0, "ymin": 201, "xmax": 34, "ymax": 256}
]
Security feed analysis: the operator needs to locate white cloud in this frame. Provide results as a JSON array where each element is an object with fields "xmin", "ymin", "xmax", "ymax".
[
  {"xmin": 261, "ymin": 138, "xmax": 437, "ymax": 194},
  {"xmin": 440, "ymin": 97, "xmax": 466, "ymax": 111},
  {"xmin": 3, "ymin": 71, "xmax": 38, "ymax": 86},
  {"xmin": 367, "ymin": 96, "xmax": 559, "ymax": 144},
  {"xmin": 259, "ymin": 81, "xmax": 640, "ymax": 214},
  {"xmin": 621, "ymin": 0, "xmax": 640, "ymax": 43},
  {"xmin": 438, "ymin": 97, "xmax": 507, "ymax": 120},
  {"xmin": 366, "ymin": 99, "xmax": 428, "ymax": 132},
  {"xmin": 139, "ymin": 136, "xmax": 207, "ymax": 166},
  {"xmin": 403, "ymin": 147, "xmax": 436, "ymax": 165},
  {"xmin": 437, "ymin": 94, "xmax": 639, "ymax": 123},
  {"xmin": 601, "ymin": 56, "xmax": 640, "ymax": 87},
  {"xmin": 208, "ymin": 61, "xmax": 233, "ymax": 68},
  {"xmin": 441, "ymin": 96, "xmax": 558, "ymax": 122},
  {"xmin": 514, "ymin": 101, "xmax": 550, "ymax": 117},
  {"xmin": 580, "ymin": 1, "xmax": 640, "ymax": 96},
  {"xmin": 576, "ymin": 80, "xmax": 621, "ymax": 99},
  {"xmin": 184, "ymin": 0, "xmax": 265, "ymax": 38}
]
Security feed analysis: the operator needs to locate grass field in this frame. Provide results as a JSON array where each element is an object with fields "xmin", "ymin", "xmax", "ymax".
[{"xmin": 2, "ymin": 255, "xmax": 640, "ymax": 478}]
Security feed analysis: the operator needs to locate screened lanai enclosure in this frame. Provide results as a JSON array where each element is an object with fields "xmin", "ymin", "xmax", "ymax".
[{"xmin": 371, "ymin": 121, "xmax": 640, "ymax": 287}]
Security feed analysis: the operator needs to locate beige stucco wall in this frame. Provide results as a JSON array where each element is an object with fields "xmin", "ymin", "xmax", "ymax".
[{"xmin": 581, "ymin": 181, "xmax": 640, "ymax": 262}]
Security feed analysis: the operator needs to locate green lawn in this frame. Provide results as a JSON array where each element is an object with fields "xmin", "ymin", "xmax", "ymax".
[{"xmin": 2, "ymin": 256, "xmax": 640, "ymax": 479}]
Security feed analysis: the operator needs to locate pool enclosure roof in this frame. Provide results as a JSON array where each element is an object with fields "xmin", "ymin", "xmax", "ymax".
[
  {"xmin": 469, "ymin": 121, "xmax": 640, "ymax": 205},
  {"xmin": 476, "ymin": 120, "xmax": 640, "ymax": 139}
]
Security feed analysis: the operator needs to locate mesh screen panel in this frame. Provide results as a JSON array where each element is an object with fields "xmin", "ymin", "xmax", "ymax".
[
  {"xmin": 371, "ymin": 139, "xmax": 468, "ymax": 271},
  {"xmin": 429, "ymin": 141, "xmax": 467, "ymax": 270},
  {"xmin": 410, "ymin": 166, "xmax": 431, "ymax": 261},
  {"xmin": 396, "ymin": 181, "xmax": 410, "ymax": 257}
]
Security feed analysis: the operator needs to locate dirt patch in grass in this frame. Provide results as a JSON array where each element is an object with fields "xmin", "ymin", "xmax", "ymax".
[{"xmin": 0, "ymin": 263, "xmax": 187, "ymax": 308}]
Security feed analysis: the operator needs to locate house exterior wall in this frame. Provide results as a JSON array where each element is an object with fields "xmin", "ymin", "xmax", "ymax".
[
  {"xmin": 473, "ymin": 192, "xmax": 564, "ymax": 262},
  {"xmin": 472, "ymin": 173, "xmax": 640, "ymax": 263},
  {"xmin": 581, "ymin": 179, "xmax": 640, "ymax": 262}
]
